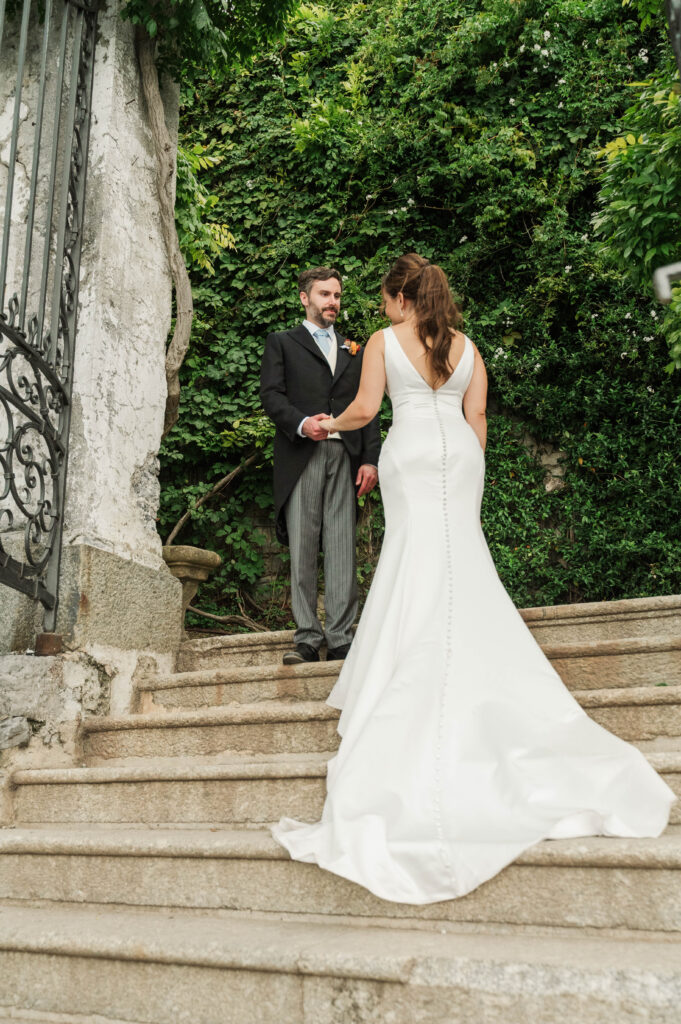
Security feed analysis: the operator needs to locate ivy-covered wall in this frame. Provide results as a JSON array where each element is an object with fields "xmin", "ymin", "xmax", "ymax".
[{"xmin": 162, "ymin": 0, "xmax": 681, "ymax": 627}]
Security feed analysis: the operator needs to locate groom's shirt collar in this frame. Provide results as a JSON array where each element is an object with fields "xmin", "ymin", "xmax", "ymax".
[{"xmin": 302, "ymin": 319, "xmax": 337, "ymax": 344}]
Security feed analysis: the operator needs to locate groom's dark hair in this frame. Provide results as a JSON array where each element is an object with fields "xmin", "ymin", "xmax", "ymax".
[{"xmin": 298, "ymin": 266, "xmax": 343, "ymax": 295}]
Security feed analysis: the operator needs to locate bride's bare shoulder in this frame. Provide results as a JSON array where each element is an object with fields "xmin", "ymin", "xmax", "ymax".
[{"xmin": 365, "ymin": 329, "xmax": 386, "ymax": 351}]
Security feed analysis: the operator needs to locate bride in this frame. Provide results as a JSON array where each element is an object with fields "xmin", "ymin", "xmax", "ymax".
[{"xmin": 271, "ymin": 253, "xmax": 675, "ymax": 905}]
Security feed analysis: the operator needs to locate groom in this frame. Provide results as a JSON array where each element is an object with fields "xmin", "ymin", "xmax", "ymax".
[{"xmin": 260, "ymin": 267, "xmax": 381, "ymax": 664}]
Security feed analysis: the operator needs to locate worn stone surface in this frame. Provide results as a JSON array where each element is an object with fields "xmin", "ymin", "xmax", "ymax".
[
  {"xmin": 550, "ymin": 638, "xmax": 681, "ymax": 689},
  {"xmin": 1, "ymin": 906, "xmax": 680, "ymax": 1024},
  {"xmin": 145, "ymin": 651, "xmax": 681, "ymax": 714},
  {"xmin": 0, "ymin": 1, "xmax": 182, "ymax": 662},
  {"xmin": 12, "ymin": 772, "xmax": 323, "ymax": 827},
  {"xmin": 0, "ymin": 719, "xmax": 30, "ymax": 751},
  {"xmin": 83, "ymin": 711, "xmax": 340, "ymax": 762},
  {"xmin": 81, "ymin": 684, "xmax": 681, "ymax": 763},
  {"xmin": 3, "ymin": 605, "xmax": 681, "ymax": 1019},
  {"xmin": 1, "ymin": 827, "xmax": 681, "ymax": 932},
  {"xmin": 178, "ymin": 596, "xmax": 681, "ymax": 673},
  {"xmin": 0, "ymin": 653, "xmax": 110, "ymax": 763},
  {"xmin": 55, "ymin": 545, "xmax": 182, "ymax": 657},
  {"xmin": 522, "ymin": 594, "xmax": 681, "ymax": 644},
  {"xmin": 62, "ymin": 4, "xmax": 177, "ymax": 573},
  {"xmin": 10, "ymin": 752, "xmax": 681, "ymax": 828}
]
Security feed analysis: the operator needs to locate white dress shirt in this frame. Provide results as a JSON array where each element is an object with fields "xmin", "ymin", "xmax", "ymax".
[{"xmin": 297, "ymin": 320, "xmax": 342, "ymax": 440}]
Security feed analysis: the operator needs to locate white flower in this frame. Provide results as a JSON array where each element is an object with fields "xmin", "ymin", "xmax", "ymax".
[
  {"xmin": 401, "ymin": 206, "xmax": 407, "ymax": 212},
  {"xmin": 621, "ymin": 352, "xmax": 628, "ymax": 359},
  {"xmin": 647, "ymin": 386, "xmax": 655, "ymax": 393},
  {"xmin": 534, "ymin": 362, "xmax": 541, "ymax": 371},
  {"xmin": 541, "ymin": 48, "xmax": 549, "ymax": 57},
  {"xmin": 366, "ymin": 194, "xmax": 373, "ymax": 200},
  {"xmin": 651, "ymin": 309, "xmax": 658, "ymax": 319},
  {"xmin": 519, "ymin": 44, "xmax": 525, "ymax": 53},
  {"xmin": 564, "ymin": 265, "xmax": 572, "ymax": 272},
  {"xmin": 639, "ymin": 49, "xmax": 648, "ymax": 57},
  {"xmin": 407, "ymin": 198, "xmax": 415, "ymax": 206},
  {"xmin": 544, "ymin": 30, "xmax": 551, "ymax": 40},
  {"xmin": 246, "ymin": 179, "xmax": 254, "ymax": 189},
  {"xmin": 459, "ymin": 235, "xmax": 468, "ymax": 243},
  {"xmin": 509, "ymin": 98, "xmax": 516, "ymax": 105},
  {"xmin": 640, "ymin": 55, "xmax": 649, "ymax": 63},
  {"xmin": 591, "ymin": 314, "xmax": 598, "ymax": 319},
  {"xmin": 558, "ymin": 78, "xmax": 566, "ymax": 85},
  {"xmin": 644, "ymin": 335, "xmax": 654, "ymax": 342},
  {"xmin": 558, "ymin": 102, "xmax": 564, "ymax": 108},
  {"xmin": 624, "ymin": 312, "xmax": 632, "ymax": 319},
  {"xmin": 533, "ymin": 43, "xmax": 541, "ymax": 51},
  {"xmin": 494, "ymin": 347, "xmax": 504, "ymax": 359},
  {"xmin": 343, "ymin": 311, "xmax": 348, "ymax": 319}
]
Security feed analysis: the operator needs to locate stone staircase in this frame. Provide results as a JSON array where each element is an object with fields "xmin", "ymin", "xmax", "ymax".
[{"xmin": 1, "ymin": 595, "xmax": 681, "ymax": 1023}]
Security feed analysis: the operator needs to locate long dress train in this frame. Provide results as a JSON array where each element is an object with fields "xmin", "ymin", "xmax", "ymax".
[{"xmin": 272, "ymin": 326, "xmax": 675, "ymax": 905}]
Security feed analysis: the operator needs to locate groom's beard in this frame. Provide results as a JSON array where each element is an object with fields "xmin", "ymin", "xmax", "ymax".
[{"xmin": 306, "ymin": 299, "xmax": 339, "ymax": 329}]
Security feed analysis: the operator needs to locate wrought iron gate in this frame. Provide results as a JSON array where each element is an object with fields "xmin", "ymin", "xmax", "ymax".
[{"xmin": 0, "ymin": 0, "xmax": 99, "ymax": 632}]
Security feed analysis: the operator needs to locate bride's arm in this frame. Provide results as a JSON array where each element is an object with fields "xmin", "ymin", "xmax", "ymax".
[
  {"xmin": 463, "ymin": 344, "xmax": 488, "ymax": 451},
  {"xmin": 320, "ymin": 332, "xmax": 386, "ymax": 432}
]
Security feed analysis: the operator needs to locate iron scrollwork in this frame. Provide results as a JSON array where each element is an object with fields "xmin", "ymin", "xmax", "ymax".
[{"xmin": 0, "ymin": 0, "xmax": 99, "ymax": 626}]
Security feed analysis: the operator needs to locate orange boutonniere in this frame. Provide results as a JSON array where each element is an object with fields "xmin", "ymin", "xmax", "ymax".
[{"xmin": 342, "ymin": 340, "xmax": 362, "ymax": 356}]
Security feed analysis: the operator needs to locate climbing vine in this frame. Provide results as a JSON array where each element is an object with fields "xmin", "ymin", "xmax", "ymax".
[{"xmin": 162, "ymin": 0, "xmax": 681, "ymax": 627}]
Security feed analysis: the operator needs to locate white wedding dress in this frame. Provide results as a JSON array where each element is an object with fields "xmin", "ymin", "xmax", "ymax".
[{"xmin": 272, "ymin": 326, "xmax": 675, "ymax": 904}]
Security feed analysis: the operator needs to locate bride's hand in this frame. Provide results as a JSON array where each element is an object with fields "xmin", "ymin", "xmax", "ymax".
[{"xmin": 319, "ymin": 416, "xmax": 335, "ymax": 432}]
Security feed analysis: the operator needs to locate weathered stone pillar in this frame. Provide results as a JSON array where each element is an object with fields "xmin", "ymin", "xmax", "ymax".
[{"xmin": 0, "ymin": 1, "xmax": 182, "ymax": 759}]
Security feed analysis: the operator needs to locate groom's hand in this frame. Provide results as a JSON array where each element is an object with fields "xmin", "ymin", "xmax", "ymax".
[
  {"xmin": 356, "ymin": 464, "xmax": 378, "ymax": 498},
  {"xmin": 302, "ymin": 413, "xmax": 330, "ymax": 441}
]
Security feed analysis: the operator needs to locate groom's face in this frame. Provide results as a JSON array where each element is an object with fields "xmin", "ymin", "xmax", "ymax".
[{"xmin": 301, "ymin": 278, "xmax": 342, "ymax": 329}]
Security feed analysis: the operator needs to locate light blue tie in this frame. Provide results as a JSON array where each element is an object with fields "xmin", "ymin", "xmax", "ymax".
[{"xmin": 314, "ymin": 329, "xmax": 332, "ymax": 358}]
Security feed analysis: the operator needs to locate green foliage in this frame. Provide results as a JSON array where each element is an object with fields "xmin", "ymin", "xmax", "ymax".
[
  {"xmin": 622, "ymin": 0, "xmax": 665, "ymax": 31},
  {"xmin": 163, "ymin": 0, "xmax": 681, "ymax": 625},
  {"xmin": 120, "ymin": 0, "xmax": 299, "ymax": 77},
  {"xmin": 176, "ymin": 141, "xmax": 236, "ymax": 273},
  {"xmin": 594, "ymin": 9, "xmax": 681, "ymax": 368}
]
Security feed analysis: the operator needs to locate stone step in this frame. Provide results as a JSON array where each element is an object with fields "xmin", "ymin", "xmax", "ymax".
[
  {"xmin": 82, "ymin": 686, "xmax": 681, "ymax": 762},
  {"xmin": 141, "ymin": 643, "xmax": 681, "ymax": 714},
  {"xmin": 81, "ymin": 702, "xmax": 340, "ymax": 761},
  {"xmin": 137, "ymin": 660, "xmax": 341, "ymax": 711},
  {"xmin": 2, "ymin": 905, "xmax": 680, "ymax": 1024},
  {"xmin": 8, "ymin": 751, "xmax": 681, "ymax": 828},
  {"xmin": 579, "ymin": 684, "xmax": 681, "ymax": 744},
  {"xmin": 9, "ymin": 756, "xmax": 333, "ymax": 827},
  {"xmin": 177, "ymin": 595, "xmax": 681, "ymax": 672},
  {"xmin": 1, "ymin": 827, "xmax": 680, "ymax": 933}
]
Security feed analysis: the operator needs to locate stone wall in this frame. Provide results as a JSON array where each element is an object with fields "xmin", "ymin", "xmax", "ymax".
[{"xmin": 1, "ymin": 1, "xmax": 183, "ymax": 770}]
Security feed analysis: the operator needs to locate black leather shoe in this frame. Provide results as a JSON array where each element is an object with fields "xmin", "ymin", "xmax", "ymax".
[
  {"xmin": 282, "ymin": 643, "xmax": 320, "ymax": 665},
  {"xmin": 326, "ymin": 643, "xmax": 352, "ymax": 661}
]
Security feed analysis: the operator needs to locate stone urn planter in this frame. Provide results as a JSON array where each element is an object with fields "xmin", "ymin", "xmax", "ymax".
[{"xmin": 161, "ymin": 545, "xmax": 223, "ymax": 626}]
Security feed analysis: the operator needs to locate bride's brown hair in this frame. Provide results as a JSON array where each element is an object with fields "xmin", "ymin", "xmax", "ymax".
[{"xmin": 382, "ymin": 254, "xmax": 463, "ymax": 384}]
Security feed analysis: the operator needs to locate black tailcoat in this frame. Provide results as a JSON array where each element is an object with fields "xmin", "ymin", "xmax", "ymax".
[{"xmin": 260, "ymin": 325, "xmax": 382, "ymax": 544}]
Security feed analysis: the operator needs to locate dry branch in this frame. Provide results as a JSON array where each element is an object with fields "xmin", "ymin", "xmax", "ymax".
[
  {"xmin": 165, "ymin": 452, "xmax": 258, "ymax": 545},
  {"xmin": 186, "ymin": 605, "xmax": 266, "ymax": 632}
]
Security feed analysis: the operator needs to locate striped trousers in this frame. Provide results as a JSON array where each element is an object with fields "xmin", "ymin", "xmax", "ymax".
[{"xmin": 284, "ymin": 440, "xmax": 358, "ymax": 649}]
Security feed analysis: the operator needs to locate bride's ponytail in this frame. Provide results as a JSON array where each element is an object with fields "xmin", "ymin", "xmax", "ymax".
[{"xmin": 382, "ymin": 254, "xmax": 462, "ymax": 384}]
